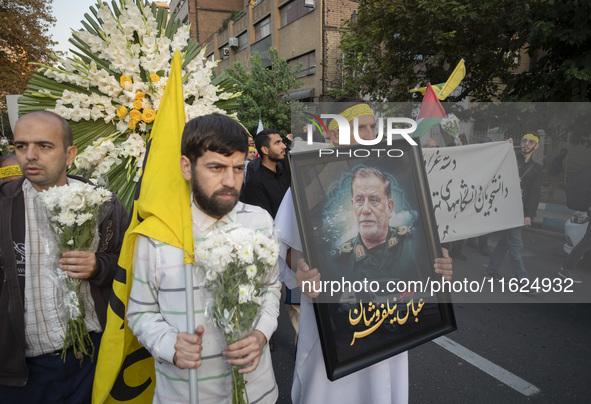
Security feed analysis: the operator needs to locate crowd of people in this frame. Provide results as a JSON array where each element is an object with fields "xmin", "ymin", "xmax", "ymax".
[{"xmin": 0, "ymin": 102, "xmax": 589, "ymax": 403}]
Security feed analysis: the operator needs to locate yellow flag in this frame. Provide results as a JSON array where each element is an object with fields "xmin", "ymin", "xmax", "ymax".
[
  {"xmin": 92, "ymin": 50, "xmax": 192, "ymax": 403},
  {"xmin": 410, "ymin": 84, "xmax": 444, "ymax": 96},
  {"xmin": 437, "ymin": 59, "xmax": 465, "ymax": 100},
  {"xmin": 410, "ymin": 59, "xmax": 466, "ymax": 100}
]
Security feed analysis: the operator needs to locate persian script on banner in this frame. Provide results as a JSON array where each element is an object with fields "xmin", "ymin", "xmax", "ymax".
[{"xmin": 423, "ymin": 141, "xmax": 524, "ymax": 243}]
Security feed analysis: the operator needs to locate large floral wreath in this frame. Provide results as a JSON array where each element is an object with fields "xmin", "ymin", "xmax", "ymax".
[{"xmin": 19, "ymin": 0, "xmax": 240, "ymax": 210}]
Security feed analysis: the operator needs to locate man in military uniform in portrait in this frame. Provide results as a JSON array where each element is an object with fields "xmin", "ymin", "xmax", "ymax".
[{"xmin": 326, "ymin": 166, "xmax": 418, "ymax": 303}]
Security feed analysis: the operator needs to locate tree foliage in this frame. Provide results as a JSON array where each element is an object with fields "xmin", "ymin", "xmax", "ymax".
[
  {"xmin": 0, "ymin": 0, "xmax": 57, "ymax": 112},
  {"xmin": 339, "ymin": 0, "xmax": 591, "ymax": 103},
  {"xmin": 502, "ymin": 0, "xmax": 591, "ymax": 102},
  {"xmin": 225, "ymin": 48, "xmax": 302, "ymax": 134}
]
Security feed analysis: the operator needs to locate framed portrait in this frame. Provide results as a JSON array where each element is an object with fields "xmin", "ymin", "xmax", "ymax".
[{"xmin": 289, "ymin": 140, "xmax": 456, "ymax": 381}]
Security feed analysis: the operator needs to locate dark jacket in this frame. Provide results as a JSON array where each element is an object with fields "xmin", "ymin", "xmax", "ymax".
[
  {"xmin": 0, "ymin": 175, "xmax": 128, "ymax": 387},
  {"xmin": 241, "ymin": 161, "xmax": 290, "ymax": 219},
  {"xmin": 516, "ymin": 153, "xmax": 542, "ymax": 219}
]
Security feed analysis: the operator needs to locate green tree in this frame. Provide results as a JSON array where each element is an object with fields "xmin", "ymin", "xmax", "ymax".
[
  {"xmin": 339, "ymin": 0, "xmax": 591, "ymax": 103},
  {"xmin": 502, "ymin": 0, "xmax": 591, "ymax": 102},
  {"xmin": 340, "ymin": 0, "xmax": 529, "ymax": 102},
  {"xmin": 225, "ymin": 48, "xmax": 302, "ymax": 134},
  {"xmin": 0, "ymin": 0, "xmax": 57, "ymax": 113}
]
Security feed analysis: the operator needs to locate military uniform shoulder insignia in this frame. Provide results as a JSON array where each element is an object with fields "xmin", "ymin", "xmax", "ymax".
[
  {"xmin": 387, "ymin": 236, "xmax": 398, "ymax": 248},
  {"xmin": 330, "ymin": 240, "xmax": 354, "ymax": 256},
  {"xmin": 354, "ymin": 243, "xmax": 366, "ymax": 260},
  {"xmin": 341, "ymin": 241, "xmax": 354, "ymax": 253}
]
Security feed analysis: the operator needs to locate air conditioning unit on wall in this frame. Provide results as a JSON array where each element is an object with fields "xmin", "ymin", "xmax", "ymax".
[
  {"xmin": 222, "ymin": 47, "xmax": 230, "ymax": 56},
  {"xmin": 304, "ymin": 0, "xmax": 315, "ymax": 8},
  {"xmin": 228, "ymin": 37, "xmax": 239, "ymax": 48}
]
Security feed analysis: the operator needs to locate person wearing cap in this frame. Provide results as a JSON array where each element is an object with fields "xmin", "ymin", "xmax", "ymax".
[
  {"xmin": 244, "ymin": 146, "xmax": 257, "ymax": 175},
  {"xmin": 246, "ymin": 146, "xmax": 257, "ymax": 161},
  {"xmin": 326, "ymin": 99, "xmax": 376, "ymax": 147},
  {"xmin": 0, "ymin": 154, "xmax": 23, "ymax": 184},
  {"xmin": 485, "ymin": 133, "xmax": 542, "ymax": 283}
]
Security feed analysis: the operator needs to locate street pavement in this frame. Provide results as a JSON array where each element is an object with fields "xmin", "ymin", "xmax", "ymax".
[{"xmin": 270, "ymin": 227, "xmax": 591, "ymax": 403}]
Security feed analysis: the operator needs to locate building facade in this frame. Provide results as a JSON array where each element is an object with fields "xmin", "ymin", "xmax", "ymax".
[
  {"xmin": 169, "ymin": 0, "xmax": 244, "ymax": 44},
  {"xmin": 179, "ymin": 0, "xmax": 360, "ymax": 102}
]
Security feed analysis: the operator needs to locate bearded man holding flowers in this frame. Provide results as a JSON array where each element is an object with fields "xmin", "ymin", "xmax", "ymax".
[
  {"xmin": 127, "ymin": 114, "xmax": 281, "ymax": 403},
  {"xmin": 0, "ymin": 111, "xmax": 128, "ymax": 403}
]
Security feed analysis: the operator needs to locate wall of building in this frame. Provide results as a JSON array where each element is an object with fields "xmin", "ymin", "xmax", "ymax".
[
  {"xmin": 192, "ymin": 1, "xmax": 360, "ymax": 101},
  {"xmin": 322, "ymin": 0, "xmax": 358, "ymax": 96},
  {"xmin": 169, "ymin": 0, "xmax": 244, "ymax": 43}
]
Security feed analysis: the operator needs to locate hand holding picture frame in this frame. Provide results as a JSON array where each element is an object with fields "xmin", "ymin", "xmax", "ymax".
[{"xmin": 289, "ymin": 140, "xmax": 456, "ymax": 380}]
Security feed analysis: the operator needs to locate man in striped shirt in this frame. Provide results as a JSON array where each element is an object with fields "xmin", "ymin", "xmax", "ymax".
[{"xmin": 127, "ymin": 114, "xmax": 281, "ymax": 403}]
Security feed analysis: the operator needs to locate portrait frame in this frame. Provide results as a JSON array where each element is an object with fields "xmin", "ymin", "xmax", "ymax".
[{"xmin": 289, "ymin": 140, "xmax": 456, "ymax": 381}]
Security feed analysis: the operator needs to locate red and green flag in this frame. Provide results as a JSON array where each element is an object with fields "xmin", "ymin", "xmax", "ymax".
[{"xmin": 412, "ymin": 83, "xmax": 447, "ymax": 138}]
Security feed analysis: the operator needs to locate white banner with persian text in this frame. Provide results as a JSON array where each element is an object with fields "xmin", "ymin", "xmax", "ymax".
[{"xmin": 423, "ymin": 141, "xmax": 524, "ymax": 243}]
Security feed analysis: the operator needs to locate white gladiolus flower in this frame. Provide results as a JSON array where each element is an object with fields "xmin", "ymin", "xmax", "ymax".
[{"xmin": 116, "ymin": 120, "xmax": 129, "ymax": 134}]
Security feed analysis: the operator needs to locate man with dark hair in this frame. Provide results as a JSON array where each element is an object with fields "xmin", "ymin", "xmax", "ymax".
[
  {"xmin": 241, "ymin": 128, "xmax": 290, "ymax": 219},
  {"xmin": 485, "ymin": 133, "xmax": 542, "ymax": 283},
  {"xmin": 0, "ymin": 111, "xmax": 127, "ymax": 402},
  {"xmin": 127, "ymin": 113, "xmax": 281, "ymax": 403}
]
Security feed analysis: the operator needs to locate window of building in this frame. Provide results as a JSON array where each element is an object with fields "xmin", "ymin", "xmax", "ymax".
[
  {"xmin": 237, "ymin": 31, "xmax": 248, "ymax": 50},
  {"xmin": 289, "ymin": 51, "xmax": 316, "ymax": 77},
  {"xmin": 251, "ymin": 37, "xmax": 272, "ymax": 68},
  {"xmin": 254, "ymin": 17, "xmax": 271, "ymax": 41},
  {"xmin": 280, "ymin": 0, "xmax": 314, "ymax": 27}
]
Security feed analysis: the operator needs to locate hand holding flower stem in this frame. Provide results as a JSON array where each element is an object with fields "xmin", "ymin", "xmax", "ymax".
[{"xmin": 59, "ymin": 251, "xmax": 97, "ymax": 279}]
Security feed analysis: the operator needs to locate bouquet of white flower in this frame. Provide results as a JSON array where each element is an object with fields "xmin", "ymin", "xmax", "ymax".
[
  {"xmin": 39, "ymin": 182, "xmax": 112, "ymax": 361},
  {"xmin": 196, "ymin": 223, "xmax": 279, "ymax": 404},
  {"xmin": 440, "ymin": 113, "xmax": 461, "ymax": 144}
]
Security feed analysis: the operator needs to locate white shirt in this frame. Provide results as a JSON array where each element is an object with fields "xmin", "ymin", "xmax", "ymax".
[{"xmin": 127, "ymin": 201, "xmax": 280, "ymax": 403}]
